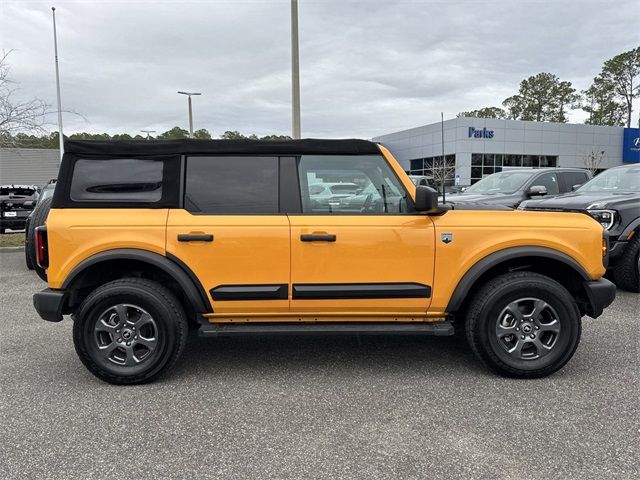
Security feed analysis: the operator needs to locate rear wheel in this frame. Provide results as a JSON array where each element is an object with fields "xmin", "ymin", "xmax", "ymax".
[
  {"xmin": 613, "ymin": 235, "xmax": 640, "ymax": 292},
  {"xmin": 73, "ymin": 278, "xmax": 188, "ymax": 384},
  {"xmin": 24, "ymin": 238, "xmax": 34, "ymax": 269},
  {"xmin": 465, "ymin": 271, "xmax": 581, "ymax": 378}
]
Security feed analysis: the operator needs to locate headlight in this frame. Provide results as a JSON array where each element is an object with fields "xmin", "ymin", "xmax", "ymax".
[{"xmin": 587, "ymin": 209, "xmax": 616, "ymax": 230}]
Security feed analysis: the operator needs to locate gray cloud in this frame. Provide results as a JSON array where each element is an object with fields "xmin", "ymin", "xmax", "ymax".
[{"xmin": 2, "ymin": 0, "xmax": 638, "ymax": 139}]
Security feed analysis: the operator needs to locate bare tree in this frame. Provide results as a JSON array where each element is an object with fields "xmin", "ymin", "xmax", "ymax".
[
  {"xmin": 430, "ymin": 157, "xmax": 457, "ymax": 195},
  {"xmin": 0, "ymin": 51, "xmax": 53, "ymax": 147},
  {"xmin": 583, "ymin": 148, "xmax": 606, "ymax": 175}
]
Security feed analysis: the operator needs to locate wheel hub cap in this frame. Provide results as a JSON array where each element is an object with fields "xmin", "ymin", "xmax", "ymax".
[
  {"xmin": 93, "ymin": 304, "xmax": 159, "ymax": 367},
  {"xmin": 495, "ymin": 297, "xmax": 561, "ymax": 361}
]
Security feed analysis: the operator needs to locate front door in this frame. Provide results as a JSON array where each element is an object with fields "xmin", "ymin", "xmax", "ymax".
[
  {"xmin": 288, "ymin": 154, "xmax": 435, "ymax": 318},
  {"xmin": 166, "ymin": 155, "xmax": 290, "ymax": 316}
]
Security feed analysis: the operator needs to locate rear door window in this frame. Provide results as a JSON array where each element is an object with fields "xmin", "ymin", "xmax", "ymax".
[{"xmin": 184, "ymin": 156, "xmax": 279, "ymax": 214}]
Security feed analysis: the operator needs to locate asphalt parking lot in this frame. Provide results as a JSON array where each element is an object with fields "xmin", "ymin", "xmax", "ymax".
[{"xmin": 1, "ymin": 249, "xmax": 638, "ymax": 480}]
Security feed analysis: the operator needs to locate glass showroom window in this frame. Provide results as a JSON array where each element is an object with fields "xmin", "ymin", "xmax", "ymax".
[{"xmin": 470, "ymin": 154, "xmax": 558, "ymax": 184}]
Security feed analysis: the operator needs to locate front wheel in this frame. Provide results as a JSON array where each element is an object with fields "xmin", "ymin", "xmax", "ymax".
[
  {"xmin": 73, "ymin": 278, "xmax": 188, "ymax": 384},
  {"xmin": 613, "ymin": 235, "xmax": 640, "ymax": 292},
  {"xmin": 465, "ymin": 272, "xmax": 581, "ymax": 378}
]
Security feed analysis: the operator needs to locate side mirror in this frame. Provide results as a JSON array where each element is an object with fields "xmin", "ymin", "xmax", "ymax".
[
  {"xmin": 414, "ymin": 185, "xmax": 439, "ymax": 211},
  {"xmin": 528, "ymin": 185, "xmax": 548, "ymax": 197},
  {"xmin": 571, "ymin": 184, "xmax": 582, "ymax": 191}
]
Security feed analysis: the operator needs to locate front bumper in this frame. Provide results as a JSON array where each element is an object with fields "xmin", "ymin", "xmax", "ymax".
[
  {"xmin": 583, "ymin": 278, "xmax": 616, "ymax": 319},
  {"xmin": 33, "ymin": 288, "xmax": 67, "ymax": 322}
]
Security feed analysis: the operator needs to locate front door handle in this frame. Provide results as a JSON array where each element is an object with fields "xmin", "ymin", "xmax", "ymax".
[
  {"xmin": 177, "ymin": 233, "xmax": 214, "ymax": 242},
  {"xmin": 300, "ymin": 234, "xmax": 336, "ymax": 242}
]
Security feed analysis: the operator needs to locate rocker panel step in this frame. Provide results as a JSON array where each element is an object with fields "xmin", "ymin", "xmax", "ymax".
[{"xmin": 198, "ymin": 322, "xmax": 454, "ymax": 337}]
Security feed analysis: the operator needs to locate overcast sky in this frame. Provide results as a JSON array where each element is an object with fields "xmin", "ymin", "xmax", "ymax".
[{"xmin": 2, "ymin": 0, "xmax": 639, "ymax": 139}]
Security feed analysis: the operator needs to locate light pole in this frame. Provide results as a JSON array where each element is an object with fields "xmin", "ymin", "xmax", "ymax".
[
  {"xmin": 291, "ymin": 0, "xmax": 301, "ymax": 139},
  {"xmin": 51, "ymin": 7, "xmax": 64, "ymax": 159},
  {"xmin": 141, "ymin": 130, "xmax": 156, "ymax": 140},
  {"xmin": 177, "ymin": 91, "xmax": 201, "ymax": 138}
]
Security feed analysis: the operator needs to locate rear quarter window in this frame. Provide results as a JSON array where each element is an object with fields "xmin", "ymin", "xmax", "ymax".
[{"xmin": 70, "ymin": 158, "xmax": 163, "ymax": 202}]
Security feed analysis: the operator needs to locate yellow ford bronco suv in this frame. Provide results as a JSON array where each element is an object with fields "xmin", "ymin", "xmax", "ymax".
[{"xmin": 33, "ymin": 139, "xmax": 616, "ymax": 384}]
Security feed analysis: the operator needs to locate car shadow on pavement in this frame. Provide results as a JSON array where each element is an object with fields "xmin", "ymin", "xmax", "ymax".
[{"xmin": 172, "ymin": 332, "xmax": 486, "ymax": 379}]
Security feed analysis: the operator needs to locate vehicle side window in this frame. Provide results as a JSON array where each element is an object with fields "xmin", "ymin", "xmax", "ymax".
[
  {"xmin": 560, "ymin": 172, "xmax": 589, "ymax": 192},
  {"xmin": 297, "ymin": 155, "xmax": 409, "ymax": 214},
  {"xmin": 531, "ymin": 173, "xmax": 559, "ymax": 195},
  {"xmin": 184, "ymin": 156, "xmax": 279, "ymax": 214},
  {"xmin": 70, "ymin": 158, "xmax": 163, "ymax": 202}
]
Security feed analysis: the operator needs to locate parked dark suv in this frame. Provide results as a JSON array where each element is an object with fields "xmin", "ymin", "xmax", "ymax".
[
  {"xmin": 445, "ymin": 168, "xmax": 592, "ymax": 209},
  {"xmin": 522, "ymin": 164, "xmax": 640, "ymax": 292},
  {"xmin": 0, "ymin": 184, "xmax": 39, "ymax": 233}
]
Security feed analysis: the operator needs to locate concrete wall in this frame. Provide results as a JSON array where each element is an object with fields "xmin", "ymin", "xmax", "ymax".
[{"xmin": 0, "ymin": 149, "xmax": 60, "ymax": 187}]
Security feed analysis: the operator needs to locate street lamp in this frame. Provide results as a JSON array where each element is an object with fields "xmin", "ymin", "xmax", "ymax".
[
  {"xmin": 141, "ymin": 130, "xmax": 156, "ymax": 140},
  {"xmin": 177, "ymin": 91, "xmax": 201, "ymax": 138}
]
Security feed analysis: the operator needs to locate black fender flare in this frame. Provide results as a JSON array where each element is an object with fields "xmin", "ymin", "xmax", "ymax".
[
  {"xmin": 62, "ymin": 248, "xmax": 212, "ymax": 313},
  {"xmin": 445, "ymin": 246, "xmax": 590, "ymax": 313},
  {"xmin": 620, "ymin": 217, "xmax": 640, "ymax": 239}
]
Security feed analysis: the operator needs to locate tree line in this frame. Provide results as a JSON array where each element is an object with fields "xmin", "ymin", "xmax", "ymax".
[
  {"xmin": 0, "ymin": 127, "xmax": 292, "ymax": 149},
  {"xmin": 458, "ymin": 47, "xmax": 640, "ymax": 127}
]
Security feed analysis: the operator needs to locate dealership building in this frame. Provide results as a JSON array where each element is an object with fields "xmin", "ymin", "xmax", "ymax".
[{"xmin": 373, "ymin": 118, "xmax": 640, "ymax": 186}]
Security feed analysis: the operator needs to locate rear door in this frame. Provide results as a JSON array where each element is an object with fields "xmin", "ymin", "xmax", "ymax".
[{"xmin": 166, "ymin": 156, "xmax": 290, "ymax": 316}]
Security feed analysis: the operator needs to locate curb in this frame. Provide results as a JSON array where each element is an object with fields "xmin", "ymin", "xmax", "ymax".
[{"xmin": 0, "ymin": 247, "xmax": 23, "ymax": 252}]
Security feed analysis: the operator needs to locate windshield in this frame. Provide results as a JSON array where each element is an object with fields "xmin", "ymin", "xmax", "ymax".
[
  {"xmin": 464, "ymin": 172, "xmax": 532, "ymax": 194},
  {"xmin": 578, "ymin": 167, "xmax": 640, "ymax": 193}
]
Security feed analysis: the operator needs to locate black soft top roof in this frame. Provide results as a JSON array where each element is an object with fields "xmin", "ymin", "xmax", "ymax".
[{"xmin": 64, "ymin": 138, "xmax": 380, "ymax": 156}]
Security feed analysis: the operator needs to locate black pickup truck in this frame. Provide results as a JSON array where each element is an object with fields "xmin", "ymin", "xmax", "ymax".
[
  {"xmin": 0, "ymin": 185, "xmax": 39, "ymax": 233},
  {"xmin": 522, "ymin": 164, "xmax": 640, "ymax": 292}
]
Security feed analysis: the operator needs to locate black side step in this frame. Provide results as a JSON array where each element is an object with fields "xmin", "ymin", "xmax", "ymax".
[{"xmin": 198, "ymin": 322, "xmax": 454, "ymax": 337}]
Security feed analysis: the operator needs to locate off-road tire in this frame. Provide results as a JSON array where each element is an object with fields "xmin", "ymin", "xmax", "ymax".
[
  {"xmin": 29, "ymin": 197, "xmax": 52, "ymax": 281},
  {"xmin": 73, "ymin": 278, "xmax": 188, "ymax": 385},
  {"xmin": 465, "ymin": 271, "xmax": 582, "ymax": 379},
  {"xmin": 613, "ymin": 235, "xmax": 640, "ymax": 293},
  {"xmin": 24, "ymin": 236, "xmax": 34, "ymax": 269}
]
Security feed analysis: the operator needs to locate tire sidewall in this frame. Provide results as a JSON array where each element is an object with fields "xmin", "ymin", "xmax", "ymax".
[
  {"xmin": 73, "ymin": 286, "xmax": 180, "ymax": 383},
  {"xmin": 474, "ymin": 277, "xmax": 581, "ymax": 374}
]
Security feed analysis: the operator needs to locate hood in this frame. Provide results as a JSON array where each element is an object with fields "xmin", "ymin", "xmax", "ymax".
[
  {"xmin": 447, "ymin": 201, "xmax": 512, "ymax": 211},
  {"xmin": 522, "ymin": 191, "xmax": 640, "ymax": 210},
  {"xmin": 443, "ymin": 192, "xmax": 522, "ymax": 206}
]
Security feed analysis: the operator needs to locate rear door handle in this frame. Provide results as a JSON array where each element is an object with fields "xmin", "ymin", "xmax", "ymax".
[
  {"xmin": 177, "ymin": 234, "xmax": 214, "ymax": 242},
  {"xmin": 300, "ymin": 234, "xmax": 336, "ymax": 242}
]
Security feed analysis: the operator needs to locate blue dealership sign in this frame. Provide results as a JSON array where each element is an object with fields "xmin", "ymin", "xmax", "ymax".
[
  {"xmin": 468, "ymin": 127, "xmax": 494, "ymax": 139},
  {"xmin": 622, "ymin": 128, "xmax": 640, "ymax": 163}
]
